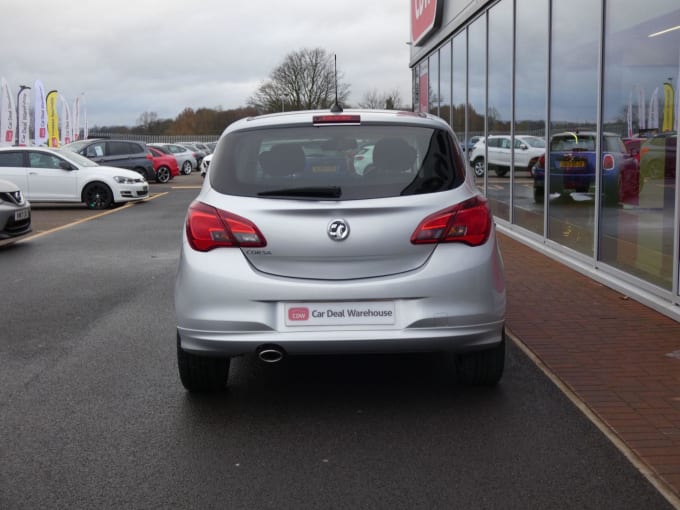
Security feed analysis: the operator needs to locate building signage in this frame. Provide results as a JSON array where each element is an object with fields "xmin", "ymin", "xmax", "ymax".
[{"xmin": 411, "ymin": 0, "xmax": 442, "ymax": 46}]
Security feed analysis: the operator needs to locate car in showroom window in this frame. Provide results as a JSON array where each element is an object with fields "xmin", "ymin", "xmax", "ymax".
[
  {"xmin": 0, "ymin": 147, "xmax": 149, "ymax": 210},
  {"xmin": 175, "ymin": 109, "xmax": 507, "ymax": 392},
  {"xmin": 469, "ymin": 134, "xmax": 545, "ymax": 177}
]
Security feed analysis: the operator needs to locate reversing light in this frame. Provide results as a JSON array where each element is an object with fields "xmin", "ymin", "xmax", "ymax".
[
  {"xmin": 312, "ymin": 115, "xmax": 361, "ymax": 125},
  {"xmin": 411, "ymin": 197, "xmax": 492, "ymax": 247}
]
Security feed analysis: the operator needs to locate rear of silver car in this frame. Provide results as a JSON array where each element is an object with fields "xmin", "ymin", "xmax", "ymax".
[{"xmin": 175, "ymin": 110, "xmax": 506, "ymax": 391}]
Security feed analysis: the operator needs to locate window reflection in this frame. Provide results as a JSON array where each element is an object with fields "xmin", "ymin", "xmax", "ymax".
[
  {"xmin": 548, "ymin": 0, "xmax": 601, "ymax": 256},
  {"xmin": 452, "ymin": 31, "xmax": 467, "ymax": 151},
  {"xmin": 601, "ymin": 2, "xmax": 679, "ymax": 290},
  {"xmin": 429, "ymin": 52, "xmax": 439, "ymax": 116},
  {"xmin": 468, "ymin": 16, "xmax": 486, "ymax": 191},
  {"xmin": 486, "ymin": 0, "xmax": 513, "ymax": 221},
  {"xmin": 440, "ymin": 41, "xmax": 452, "ymax": 126},
  {"xmin": 514, "ymin": 0, "xmax": 548, "ymax": 236}
]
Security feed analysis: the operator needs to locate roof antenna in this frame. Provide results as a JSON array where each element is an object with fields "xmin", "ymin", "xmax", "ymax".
[{"xmin": 330, "ymin": 54, "xmax": 343, "ymax": 113}]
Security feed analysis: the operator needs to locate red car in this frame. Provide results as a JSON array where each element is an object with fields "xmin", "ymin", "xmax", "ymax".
[{"xmin": 148, "ymin": 146, "xmax": 180, "ymax": 183}]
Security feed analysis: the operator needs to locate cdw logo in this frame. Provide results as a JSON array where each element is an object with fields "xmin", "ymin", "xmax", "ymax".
[{"xmin": 288, "ymin": 307, "xmax": 309, "ymax": 321}]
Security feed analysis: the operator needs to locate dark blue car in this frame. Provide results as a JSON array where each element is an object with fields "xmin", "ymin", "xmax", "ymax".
[{"xmin": 532, "ymin": 131, "xmax": 639, "ymax": 205}]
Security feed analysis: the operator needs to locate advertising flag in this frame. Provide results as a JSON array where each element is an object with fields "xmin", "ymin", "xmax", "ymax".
[
  {"xmin": 648, "ymin": 87, "xmax": 659, "ymax": 130},
  {"xmin": 82, "ymin": 94, "xmax": 88, "ymax": 140},
  {"xmin": 662, "ymin": 81, "xmax": 675, "ymax": 132},
  {"xmin": 0, "ymin": 77, "xmax": 16, "ymax": 146},
  {"xmin": 34, "ymin": 80, "xmax": 48, "ymax": 145},
  {"xmin": 46, "ymin": 90, "xmax": 60, "ymax": 147},
  {"xmin": 17, "ymin": 85, "xmax": 31, "ymax": 146},
  {"xmin": 60, "ymin": 94, "xmax": 72, "ymax": 145},
  {"xmin": 73, "ymin": 95, "xmax": 81, "ymax": 141}
]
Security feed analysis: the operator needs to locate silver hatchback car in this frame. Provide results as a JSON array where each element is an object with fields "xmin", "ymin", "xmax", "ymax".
[{"xmin": 175, "ymin": 109, "xmax": 506, "ymax": 391}]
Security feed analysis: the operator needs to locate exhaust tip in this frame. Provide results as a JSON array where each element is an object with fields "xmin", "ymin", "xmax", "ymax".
[{"xmin": 257, "ymin": 345, "xmax": 285, "ymax": 363}]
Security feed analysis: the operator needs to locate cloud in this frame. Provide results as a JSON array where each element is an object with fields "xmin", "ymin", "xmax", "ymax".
[{"xmin": 2, "ymin": 0, "xmax": 412, "ymax": 126}]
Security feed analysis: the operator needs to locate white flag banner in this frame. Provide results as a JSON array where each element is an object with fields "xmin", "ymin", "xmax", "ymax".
[
  {"xmin": 82, "ymin": 94, "xmax": 88, "ymax": 139},
  {"xmin": 17, "ymin": 86, "xmax": 31, "ymax": 146},
  {"xmin": 73, "ymin": 95, "xmax": 81, "ymax": 141},
  {"xmin": 648, "ymin": 87, "xmax": 659, "ymax": 130},
  {"xmin": 60, "ymin": 94, "xmax": 73, "ymax": 145},
  {"xmin": 0, "ymin": 77, "xmax": 16, "ymax": 146},
  {"xmin": 34, "ymin": 79, "xmax": 48, "ymax": 145}
]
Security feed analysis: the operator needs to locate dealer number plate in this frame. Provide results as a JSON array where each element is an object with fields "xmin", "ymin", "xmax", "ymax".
[{"xmin": 285, "ymin": 301, "xmax": 396, "ymax": 326}]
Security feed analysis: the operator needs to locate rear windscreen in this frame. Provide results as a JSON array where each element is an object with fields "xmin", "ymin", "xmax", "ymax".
[{"xmin": 209, "ymin": 125, "xmax": 466, "ymax": 200}]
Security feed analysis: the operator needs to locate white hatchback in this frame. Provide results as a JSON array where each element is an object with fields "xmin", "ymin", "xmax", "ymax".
[
  {"xmin": 0, "ymin": 147, "xmax": 148, "ymax": 209},
  {"xmin": 175, "ymin": 109, "xmax": 507, "ymax": 392}
]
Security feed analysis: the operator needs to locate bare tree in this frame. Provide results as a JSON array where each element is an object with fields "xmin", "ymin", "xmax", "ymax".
[
  {"xmin": 248, "ymin": 48, "xmax": 350, "ymax": 113},
  {"xmin": 136, "ymin": 111, "xmax": 158, "ymax": 129},
  {"xmin": 358, "ymin": 88, "xmax": 405, "ymax": 110}
]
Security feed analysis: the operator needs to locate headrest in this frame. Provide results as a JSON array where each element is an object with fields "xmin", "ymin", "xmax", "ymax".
[
  {"xmin": 259, "ymin": 144, "xmax": 305, "ymax": 177},
  {"xmin": 372, "ymin": 138, "xmax": 416, "ymax": 172}
]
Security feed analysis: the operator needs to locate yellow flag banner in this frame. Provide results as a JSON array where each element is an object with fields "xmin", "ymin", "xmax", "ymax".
[
  {"xmin": 46, "ymin": 90, "xmax": 60, "ymax": 147},
  {"xmin": 662, "ymin": 82, "xmax": 674, "ymax": 132}
]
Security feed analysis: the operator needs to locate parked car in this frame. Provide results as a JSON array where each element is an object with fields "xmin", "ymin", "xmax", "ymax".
[
  {"xmin": 639, "ymin": 131, "xmax": 677, "ymax": 181},
  {"xmin": 469, "ymin": 134, "xmax": 545, "ymax": 177},
  {"xmin": 174, "ymin": 109, "xmax": 507, "ymax": 392},
  {"xmin": 462, "ymin": 135, "xmax": 482, "ymax": 153},
  {"xmin": 62, "ymin": 139, "xmax": 156, "ymax": 182},
  {"xmin": 200, "ymin": 152, "xmax": 212, "ymax": 178},
  {"xmin": 178, "ymin": 143, "xmax": 206, "ymax": 167},
  {"xmin": 531, "ymin": 131, "xmax": 639, "ymax": 205},
  {"xmin": 0, "ymin": 147, "xmax": 149, "ymax": 209},
  {"xmin": 352, "ymin": 144, "xmax": 374, "ymax": 175},
  {"xmin": 149, "ymin": 143, "xmax": 197, "ymax": 175},
  {"xmin": 148, "ymin": 145, "xmax": 180, "ymax": 183},
  {"xmin": 0, "ymin": 178, "xmax": 31, "ymax": 246}
]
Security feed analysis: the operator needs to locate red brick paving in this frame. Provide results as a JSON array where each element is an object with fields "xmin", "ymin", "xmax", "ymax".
[{"xmin": 499, "ymin": 233, "xmax": 680, "ymax": 505}]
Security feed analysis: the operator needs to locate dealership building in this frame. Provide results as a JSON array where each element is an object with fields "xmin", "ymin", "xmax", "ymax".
[{"xmin": 409, "ymin": 0, "xmax": 680, "ymax": 321}]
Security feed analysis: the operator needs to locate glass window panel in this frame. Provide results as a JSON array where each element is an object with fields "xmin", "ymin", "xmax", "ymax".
[
  {"xmin": 429, "ymin": 52, "xmax": 439, "ymax": 116},
  {"xmin": 547, "ymin": 0, "xmax": 601, "ymax": 256},
  {"xmin": 513, "ymin": 0, "xmax": 548, "ymax": 235},
  {"xmin": 440, "ymin": 41, "xmax": 452, "ymax": 127},
  {"xmin": 452, "ymin": 31, "xmax": 467, "ymax": 148},
  {"xmin": 487, "ymin": 0, "xmax": 513, "ymax": 221},
  {"xmin": 468, "ymin": 16, "xmax": 487, "ymax": 190},
  {"xmin": 601, "ymin": 1, "xmax": 679, "ymax": 290}
]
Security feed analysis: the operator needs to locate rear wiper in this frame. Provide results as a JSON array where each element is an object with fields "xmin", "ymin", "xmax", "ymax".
[{"xmin": 257, "ymin": 186, "xmax": 342, "ymax": 199}]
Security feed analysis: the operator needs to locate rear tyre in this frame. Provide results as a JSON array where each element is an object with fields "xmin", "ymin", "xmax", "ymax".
[
  {"xmin": 455, "ymin": 332, "xmax": 505, "ymax": 386},
  {"xmin": 533, "ymin": 186, "xmax": 544, "ymax": 203},
  {"xmin": 156, "ymin": 166, "xmax": 171, "ymax": 183},
  {"xmin": 82, "ymin": 182, "xmax": 113, "ymax": 210},
  {"xmin": 177, "ymin": 334, "xmax": 230, "ymax": 392},
  {"xmin": 181, "ymin": 161, "xmax": 193, "ymax": 175},
  {"xmin": 473, "ymin": 157, "xmax": 485, "ymax": 177}
]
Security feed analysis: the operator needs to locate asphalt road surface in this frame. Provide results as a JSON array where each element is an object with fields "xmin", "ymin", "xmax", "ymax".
[{"xmin": 0, "ymin": 175, "xmax": 674, "ymax": 509}]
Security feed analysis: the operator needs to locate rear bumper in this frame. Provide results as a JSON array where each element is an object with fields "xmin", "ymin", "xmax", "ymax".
[{"xmin": 176, "ymin": 233, "xmax": 506, "ymax": 358}]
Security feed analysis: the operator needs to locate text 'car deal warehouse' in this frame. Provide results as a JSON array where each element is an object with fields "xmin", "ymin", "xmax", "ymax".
[{"xmin": 409, "ymin": 0, "xmax": 680, "ymax": 321}]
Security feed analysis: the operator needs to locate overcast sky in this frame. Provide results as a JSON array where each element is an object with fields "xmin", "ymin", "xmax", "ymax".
[{"xmin": 3, "ymin": 0, "xmax": 413, "ymax": 127}]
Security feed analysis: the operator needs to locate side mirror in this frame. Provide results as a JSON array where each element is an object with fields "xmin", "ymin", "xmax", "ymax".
[
  {"xmin": 520, "ymin": 143, "xmax": 528, "ymax": 150},
  {"xmin": 59, "ymin": 161, "xmax": 73, "ymax": 170}
]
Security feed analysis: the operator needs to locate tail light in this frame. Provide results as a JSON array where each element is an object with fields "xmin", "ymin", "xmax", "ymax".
[
  {"xmin": 411, "ymin": 196, "xmax": 492, "ymax": 247},
  {"xmin": 535, "ymin": 154, "xmax": 545, "ymax": 169},
  {"xmin": 602, "ymin": 153, "xmax": 615, "ymax": 170},
  {"xmin": 185, "ymin": 201, "xmax": 266, "ymax": 252}
]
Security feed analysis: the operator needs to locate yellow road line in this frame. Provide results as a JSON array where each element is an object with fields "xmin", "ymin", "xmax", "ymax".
[{"xmin": 21, "ymin": 192, "xmax": 169, "ymax": 242}]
